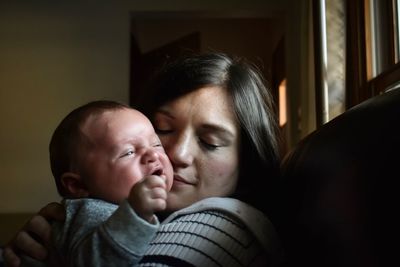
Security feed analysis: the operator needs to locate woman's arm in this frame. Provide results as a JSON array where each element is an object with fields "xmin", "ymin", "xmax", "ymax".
[{"xmin": 2, "ymin": 202, "xmax": 66, "ymax": 267}]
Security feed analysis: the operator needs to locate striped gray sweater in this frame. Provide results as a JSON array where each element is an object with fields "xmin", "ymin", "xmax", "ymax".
[{"xmin": 139, "ymin": 197, "xmax": 283, "ymax": 266}]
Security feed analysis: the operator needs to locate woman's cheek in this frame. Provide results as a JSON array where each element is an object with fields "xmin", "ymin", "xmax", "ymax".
[{"xmin": 204, "ymin": 156, "xmax": 239, "ymax": 191}]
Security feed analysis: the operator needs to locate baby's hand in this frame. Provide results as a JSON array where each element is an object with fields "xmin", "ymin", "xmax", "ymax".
[{"xmin": 128, "ymin": 175, "xmax": 168, "ymax": 223}]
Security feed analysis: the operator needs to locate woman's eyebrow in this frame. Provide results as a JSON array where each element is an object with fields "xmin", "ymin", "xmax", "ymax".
[
  {"xmin": 200, "ymin": 124, "xmax": 235, "ymax": 139},
  {"xmin": 156, "ymin": 108, "xmax": 236, "ymax": 138},
  {"xmin": 155, "ymin": 109, "xmax": 175, "ymax": 119}
]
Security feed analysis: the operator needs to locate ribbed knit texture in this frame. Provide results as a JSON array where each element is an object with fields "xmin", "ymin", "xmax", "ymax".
[{"xmin": 139, "ymin": 211, "xmax": 264, "ymax": 267}]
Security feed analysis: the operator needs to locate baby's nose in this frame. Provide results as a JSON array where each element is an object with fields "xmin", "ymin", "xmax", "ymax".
[{"xmin": 142, "ymin": 148, "xmax": 159, "ymax": 164}]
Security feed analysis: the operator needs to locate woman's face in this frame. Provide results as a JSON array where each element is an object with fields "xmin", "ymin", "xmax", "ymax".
[{"xmin": 153, "ymin": 86, "xmax": 241, "ymax": 211}]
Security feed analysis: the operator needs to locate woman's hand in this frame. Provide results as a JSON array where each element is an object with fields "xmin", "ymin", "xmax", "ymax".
[{"xmin": 2, "ymin": 202, "xmax": 65, "ymax": 267}]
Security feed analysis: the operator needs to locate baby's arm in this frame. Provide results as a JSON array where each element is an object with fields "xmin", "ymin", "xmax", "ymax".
[
  {"xmin": 3, "ymin": 175, "xmax": 168, "ymax": 267},
  {"xmin": 54, "ymin": 198, "xmax": 159, "ymax": 267},
  {"xmin": 56, "ymin": 175, "xmax": 168, "ymax": 267}
]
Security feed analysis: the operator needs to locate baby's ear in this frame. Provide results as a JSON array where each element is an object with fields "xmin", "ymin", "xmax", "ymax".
[{"xmin": 61, "ymin": 172, "xmax": 89, "ymax": 198}]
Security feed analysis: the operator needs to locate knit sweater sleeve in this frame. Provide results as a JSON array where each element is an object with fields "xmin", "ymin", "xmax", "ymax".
[
  {"xmin": 53, "ymin": 198, "xmax": 159, "ymax": 267},
  {"xmin": 138, "ymin": 197, "xmax": 284, "ymax": 267}
]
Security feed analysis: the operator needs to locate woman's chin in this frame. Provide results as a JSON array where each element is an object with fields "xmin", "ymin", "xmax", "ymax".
[{"xmin": 167, "ymin": 193, "xmax": 196, "ymax": 211}]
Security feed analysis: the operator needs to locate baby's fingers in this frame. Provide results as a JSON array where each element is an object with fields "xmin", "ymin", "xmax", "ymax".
[
  {"xmin": 144, "ymin": 175, "xmax": 167, "ymax": 189},
  {"xmin": 149, "ymin": 186, "xmax": 168, "ymax": 201}
]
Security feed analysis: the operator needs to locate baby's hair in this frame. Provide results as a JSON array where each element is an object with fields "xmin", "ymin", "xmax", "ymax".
[{"xmin": 49, "ymin": 100, "xmax": 130, "ymax": 196}]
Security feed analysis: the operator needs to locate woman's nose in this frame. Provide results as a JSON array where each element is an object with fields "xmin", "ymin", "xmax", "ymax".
[{"xmin": 166, "ymin": 133, "xmax": 194, "ymax": 167}]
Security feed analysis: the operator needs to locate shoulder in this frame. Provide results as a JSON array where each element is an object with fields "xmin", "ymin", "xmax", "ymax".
[
  {"xmin": 53, "ymin": 199, "xmax": 118, "ymax": 253},
  {"xmin": 163, "ymin": 197, "xmax": 284, "ymax": 265},
  {"xmin": 147, "ymin": 204, "xmax": 261, "ymax": 266},
  {"xmin": 56, "ymin": 198, "xmax": 118, "ymax": 240},
  {"xmin": 63, "ymin": 198, "xmax": 118, "ymax": 220},
  {"xmin": 164, "ymin": 197, "xmax": 266, "ymax": 221}
]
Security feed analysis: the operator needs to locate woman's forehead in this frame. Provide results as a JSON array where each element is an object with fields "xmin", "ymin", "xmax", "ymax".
[
  {"xmin": 159, "ymin": 86, "xmax": 236, "ymax": 122},
  {"xmin": 158, "ymin": 86, "xmax": 237, "ymax": 132},
  {"xmin": 164, "ymin": 86, "xmax": 231, "ymax": 109}
]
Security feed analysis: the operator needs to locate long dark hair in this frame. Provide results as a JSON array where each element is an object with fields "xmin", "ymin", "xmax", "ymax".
[{"xmin": 139, "ymin": 52, "xmax": 281, "ymax": 214}]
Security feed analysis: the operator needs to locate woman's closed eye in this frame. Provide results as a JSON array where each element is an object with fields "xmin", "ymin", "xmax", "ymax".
[
  {"xmin": 155, "ymin": 128, "xmax": 173, "ymax": 135},
  {"xmin": 199, "ymin": 139, "xmax": 220, "ymax": 151}
]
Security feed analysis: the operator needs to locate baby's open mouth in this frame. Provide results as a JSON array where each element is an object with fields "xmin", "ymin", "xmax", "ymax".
[{"xmin": 151, "ymin": 167, "xmax": 163, "ymax": 176}]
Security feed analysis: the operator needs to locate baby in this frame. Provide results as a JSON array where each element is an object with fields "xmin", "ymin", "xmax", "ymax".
[{"xmin": 23, "ymin": 100, "xmax": 173, "ymax": 266}]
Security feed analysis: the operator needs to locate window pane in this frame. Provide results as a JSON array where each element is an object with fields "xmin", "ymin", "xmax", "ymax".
[
  {"xmin": 325, "ymin": 0, "xmax": 346, "ymax": 120},
  {"xmin": 396, "ymin": 0, "xmax": 400, "ymax": 63},
  {"xmin": 368, "ymin": 0, "xmax": 396, "ymax": 76}
]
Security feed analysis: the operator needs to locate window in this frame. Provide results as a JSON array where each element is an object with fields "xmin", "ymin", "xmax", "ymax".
[
  {"xmin": 313, "ymin": 0, "xmax": 346, "ymax": 125},
  {"xmin": 346, "ymin": 0, "xmax": 400, "ymax": 107},
  {"xmin": 279, "ymin": 79, "xmax": 287, "ymax": 127},
  {"xmin": 395, "ymin": 0, "xmax": 400, "ymax": 62}
]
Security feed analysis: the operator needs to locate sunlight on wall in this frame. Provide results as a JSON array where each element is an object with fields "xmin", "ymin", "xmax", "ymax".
[{"xmin": 279, "ymin": 79, "xmax": 287, "ymax": 127}]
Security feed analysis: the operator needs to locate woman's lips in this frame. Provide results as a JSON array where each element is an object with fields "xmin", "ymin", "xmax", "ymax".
[{"xmin": 173, "ymin": 174, "xmax": 194, "ymax": 186}]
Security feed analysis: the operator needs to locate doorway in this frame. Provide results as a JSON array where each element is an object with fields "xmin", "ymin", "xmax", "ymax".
[{"xmin": 129, "ymin": 12, "xmax": 286, "ymax": 151}]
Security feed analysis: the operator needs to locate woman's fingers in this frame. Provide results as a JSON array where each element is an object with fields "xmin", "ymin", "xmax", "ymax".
[
  {"xmin": 2, "ymin": 246, "xmax": 21, "ymax": 267},
  {"xmin": 14, "ymin": 230, "xmax": 48, "ymax": 260},
  {"xmin": 1, "ymin": 203, "xmax": 65, "ymax": 266},
  {"xmin": 2, "ymin": 229, "xmax": 48, "ymax": 267},
  {"xmin": 38, "ymin": 202, "xmax": 65, "ymax": 221},
  {"xmin": 3, "ymin": 214, "xmax": 52, "ymax": 264},
  {"xmin": 24, "ymin": 215, "xmax": 53, "ymax": 246}
]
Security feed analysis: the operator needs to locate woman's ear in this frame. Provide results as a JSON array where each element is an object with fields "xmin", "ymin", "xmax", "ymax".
[{"xmin": 60, "ymin": 172, "xmax": 89, "ymax": 198}]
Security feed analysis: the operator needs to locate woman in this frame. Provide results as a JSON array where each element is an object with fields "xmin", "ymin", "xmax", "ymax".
[{"xmin": 3, "ymin": 52, "xmax": 283, "ymax": 266}]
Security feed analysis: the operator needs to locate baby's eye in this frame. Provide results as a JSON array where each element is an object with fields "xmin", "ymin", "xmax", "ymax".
[{"xmin": 120, "ymin": 150, "xmax": 135, "ymax": 158}]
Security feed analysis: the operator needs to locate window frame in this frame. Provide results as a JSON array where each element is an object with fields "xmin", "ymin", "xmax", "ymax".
[{"xmin": 346, "ymin": 0, "xmax": 400, "ymax": 108}]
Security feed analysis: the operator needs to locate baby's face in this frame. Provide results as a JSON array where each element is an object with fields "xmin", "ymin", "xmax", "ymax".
[{"xmin": 78, "ymin": 108, "xmax": 173, "ymax": 203}]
